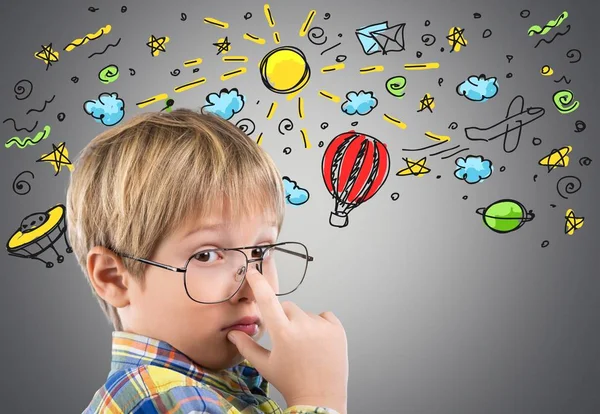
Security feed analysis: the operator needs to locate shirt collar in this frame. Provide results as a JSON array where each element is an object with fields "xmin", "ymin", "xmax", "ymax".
[{"xmin": 109, "ymin": 330, "xmax": 268, "ymax": 397}]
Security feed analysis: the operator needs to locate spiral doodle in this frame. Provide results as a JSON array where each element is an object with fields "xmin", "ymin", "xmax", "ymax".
[
  {"xmin": 235, "ymin": 118, "xmax": 255, "ymax": 135},
  {"xmin": 448, "ymin": 121, "xmax": 458, "ymax": 130},
  {"xmin": 170, "ymin": 69, "xmax": 181, "ymax": 76},
  {"xmin": 578, "ymin": 157, "xmax": 592, "ymax": 167},
  {"xmin": 425, "ymin": 20, "xmax": 431, "ymax": 26},
  {"xmin": 462, "ymin": 195, "xmax": 468, "ymax": 200},
  {"xmin": 88, "ymin": 6, "xmax": 99, "ymax": 12},
  {"xmin": 556, "ymin": 176, "xmax": 582, "ymax": 199},
  {"xmin": 506, "ymin": 73, "xmax": 513, "ymax": 78},
  {"xmin": 244, "ymin": 12, "xmax": 252, "ymax": 20},
  {"xmin": 181, "ymin": 13, "xmax": 187, "ymax": 21},
  {"xmin": 553, "ymin": 90, "xmax": 579, "ymax": 114},
  {"xmin": 574, "ymin": 120, "xmax": 586, "ymax": 133},
  {"xmin": 533, "ymin": 174, "xmax": 538, "ymax": 182},
  {"xmin": 71, "ymin": 76, "xmax": 79, "ymax": 83},
  {"xmin": 57, "ymin": 112, "xmax": 65, "ymax": 122},
  {"xmin": 438, "ymin": 78, "xmax": 444, "ymax": 86},
  {"xmin": 416, "ymin": 51, "xmax": 422, "ymax": 58},
  {"xmin": 283, "ymin": 147, "xmax": 292, "ymax": 155},
  {"xmin": 129, "ymin": 68, "xmax": 136, "ymax": 76},
  {"xmin": 318, "ymin": 141, "xmax": 324, "ymax": 147},
  {"xmin": 520, "ymin": 10, "xmax": 530, "ymax": 18},
  {"xmin": 12, "ymin": 171, "xmax": 35, "ymax": 195},
  {"xmin": 278, "ymin": 118, "xmax": 294, "ymax": 135},
  {"xmin": 541, "ymin": 240, "xmax": 549, "ymax": 248},
  {"xmin": 336, "ymin": 55, "xmax": 347, "ymax": 63},
  {"xmin": 483, "ymin": 29, "xmax": 492, "ymax": 38},
  {"xmin": 193, "ymin": 68, "xmax": 199, "ymax": 73},
  {"xmin": 307, "ymin": 27, "xmax": 327, "ymax": 45},
  {"xmin": 324, "ymin": 13, "xmax": 331, "ymax": 20},
  {"xmin": 14, "ymin": 79, "xmax": 33, "ymax": 100},
  {"xmin": 421, "ymin": 34, "xmax": 436, "ymax": 46},
  {"xmin": 121, "ymin": 6, "xmax": 127, "ymax": 13},
  {"xmin": 566, "ymin": 49, "xmax": 581, "ymax": 63},
  {"xmin": 532, "ymin": 137, "xmax": 542, "ymax": 146},
  {"xmin": 320, "ymin": 122, "xmax": 329, "ymax": 130},
  {"xmin": 391, "ymin": 192, "xmax": 400, "ymax": 201}
]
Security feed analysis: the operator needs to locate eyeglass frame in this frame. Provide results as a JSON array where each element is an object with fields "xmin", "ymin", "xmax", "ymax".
[{"xmin": 109, "ymin": 241, "xmax": 314, "ymax": 304}]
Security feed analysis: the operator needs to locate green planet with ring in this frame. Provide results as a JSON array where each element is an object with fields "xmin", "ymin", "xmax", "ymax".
[{"xmin": 476, "ymin": 199, "xmax": 535, "ymax": 233}]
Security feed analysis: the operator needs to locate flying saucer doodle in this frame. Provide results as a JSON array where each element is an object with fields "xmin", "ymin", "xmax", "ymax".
[
  {"xmin": 476, "ymin": 199, "xmax": 535, "ymax": 234},
  {"xmin": 464, "ymin": 95, "xmax": 545, "ymax": 153},
  {"xmin": 322, "ymin": 131, "xmax": 390, "ymax": 228},
  {"xmin": 6, "ymin": 204, "xmax": 72, "ymax": 268}
]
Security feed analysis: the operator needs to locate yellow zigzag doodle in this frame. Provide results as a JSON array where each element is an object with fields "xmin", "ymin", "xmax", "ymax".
[
  {"xmin": 5, "ymin": 125, "xmax": 51, "ymax": 149},
  {"xmin": 64, "ymin": 25, "xmax": 112, "ymax": 51}
]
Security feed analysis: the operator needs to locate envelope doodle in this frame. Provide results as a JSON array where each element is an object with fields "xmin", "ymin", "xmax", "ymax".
[{"xmin": 355, "ymin": 21, "xmax": 406, "ymax": 55}]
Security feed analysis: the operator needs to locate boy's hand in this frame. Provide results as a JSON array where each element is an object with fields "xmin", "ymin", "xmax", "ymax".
[{"xmin": 226, "ymin": 269, "xmax": 348, "ymax": 414}]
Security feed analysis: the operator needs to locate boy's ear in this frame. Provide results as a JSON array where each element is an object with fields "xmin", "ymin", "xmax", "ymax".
[{"xmin": 87, "ymin": 246, "xmax": 132, "ymax": 308}]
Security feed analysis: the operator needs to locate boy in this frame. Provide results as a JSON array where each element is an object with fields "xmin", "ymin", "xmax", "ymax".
[{"xmin": 67, "ymin": 109, "xmax": 348, "ymax": 413}]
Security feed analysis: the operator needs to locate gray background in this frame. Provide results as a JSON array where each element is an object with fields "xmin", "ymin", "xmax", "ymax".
[{"xmin": 1, "ymin": 0, "xmax": 599, "ymax": 412}]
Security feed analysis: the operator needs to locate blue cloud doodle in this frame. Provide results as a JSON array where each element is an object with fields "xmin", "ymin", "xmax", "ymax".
[
  {"xmin": 283, "ymin": 176, "xmax": 310, "ymax": 205},
  {"xmin": 83, "ymin": 92, "xmax": 125, "ymax": 126},
  {"xmin": 201, "ymin": 88, "xmax": 245, "ymax": 120},
  {"xmin": 454, "ymin": 155, "xmax": 493, "ymax": 184},
  {"xmin": 456, "ymin": 74, "xmax": 499, "ymax": 102},
  {"xmin": 341, "ymin": 90, "xmax": 378, "ymax": 115}
]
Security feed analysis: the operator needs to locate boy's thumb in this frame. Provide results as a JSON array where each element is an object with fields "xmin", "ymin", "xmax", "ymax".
[{"xmin": 227, "ymin": 331, "xmax": 269, "ymax": 370}]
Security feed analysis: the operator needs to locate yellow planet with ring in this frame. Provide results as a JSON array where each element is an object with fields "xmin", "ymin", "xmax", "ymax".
[
  {"xmin": 540, "ymin": 65, "xmax": 554, "ymax": 76},
  {"xmin": 259, "ymin": 46, "xmax": 311, "ymax": 94}
]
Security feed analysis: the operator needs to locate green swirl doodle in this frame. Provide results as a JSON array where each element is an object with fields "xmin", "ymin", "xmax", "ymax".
[
  {"xmin": 98, "ymin": 64, "xmax": 120, "ymax": 84},
  {"xmin": 386, "ymin": 76, "xmax": 407, "ymax": 98},
  {"xmin": 553, "ymin": 90, "xmax": 579, "ymax": 114},
  {"xmin": 5, "ymin": 125, "xmax": 51, "ymax": 148},
  {"xmin": 528, "ymin": 11, "xmax": 568, "ymax": 36}
]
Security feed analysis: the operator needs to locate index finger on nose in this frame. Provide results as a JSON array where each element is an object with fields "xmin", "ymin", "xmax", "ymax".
[{"xmin": 244, "ymin": 269, "xmax": 289, "ymax": 330}]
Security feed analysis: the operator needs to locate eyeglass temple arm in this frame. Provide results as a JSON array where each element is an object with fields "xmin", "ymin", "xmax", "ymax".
[
  {"xmin": 120, "ymin": 253, "xmax": 186, "ymax": 272},
  {"xmin": 273, "ymin": 246, "xmax": 313, "ymax": 262}
]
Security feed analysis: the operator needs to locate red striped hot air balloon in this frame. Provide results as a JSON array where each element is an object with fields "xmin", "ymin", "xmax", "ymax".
[{"xmin": 322, "ymin": 130, "xmax": 391, "ymax": 228}]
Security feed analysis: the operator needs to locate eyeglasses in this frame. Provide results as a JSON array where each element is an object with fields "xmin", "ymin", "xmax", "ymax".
[{"xmin": 110, "ymin": 242, "xmax": 313, "ymax": 304}]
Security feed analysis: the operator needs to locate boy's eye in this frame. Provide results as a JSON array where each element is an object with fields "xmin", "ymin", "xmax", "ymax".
[
  {"xmin": 194, "ymin": 251, "xmax": 220, "ymax": 263},
  {"xmin": 251, "ymin": 247, "xmax": 269, "ymax": 258}
]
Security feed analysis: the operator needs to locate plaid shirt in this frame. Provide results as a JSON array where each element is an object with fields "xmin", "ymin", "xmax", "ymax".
[{"xmin": 83, "ymin": 331, "xmax": 340, "ymax": 414}]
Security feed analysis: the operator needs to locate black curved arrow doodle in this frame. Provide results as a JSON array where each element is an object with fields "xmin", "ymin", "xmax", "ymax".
[
  {"xmin": 88, "ymin": 37, "xmax": 122, "ymax": 59},
  {"xmin": 235, "ymin": 118, "xmax": 255, "ymax": 135},
  {"xmin": 12, "ymin": 171, "xmax": 35, "ymax": 195},
  {"xmin": 464, "ymin": 95, "xmax": 545, "ymax": 153},
  {"xmin": 26, "ymin": 95, "xmax": 55, "ymax": 115},
  {"xmin": 534, "ymin": 24, "xmax": 571, "ymax": 48},
  {"xmin": 556, "ymin": 176, "xmax": 582, "ymax": 199},
  {"xmin": 3, "ymin": 118, "xmax": 38, "ymax": 133},
  {"xmin": 14, "ymin": 79, "xmax": 33, "ymax": 100},
  {"xmin": 278, "ymin": 118, "xmax": 294, "ymax": 135},
  {"xmin": 566, "ymin": 48, "xmax": 581, "ymax": 63}
]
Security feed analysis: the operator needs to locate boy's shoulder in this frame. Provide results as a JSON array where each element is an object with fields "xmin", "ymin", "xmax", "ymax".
[{"xmin": 82, "ymin": 364, "xmax": 225, "ymax": 413}]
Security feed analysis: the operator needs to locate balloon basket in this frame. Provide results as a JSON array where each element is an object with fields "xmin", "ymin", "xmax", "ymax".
[{"xmin": 329, "ymin": 211, "xmax": 349, "ymax": 228}]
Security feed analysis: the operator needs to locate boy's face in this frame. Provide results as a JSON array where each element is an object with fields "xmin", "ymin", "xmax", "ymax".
[{"xmin": 119, "ymin": 206, "xmax": 279, "ymax": 372}]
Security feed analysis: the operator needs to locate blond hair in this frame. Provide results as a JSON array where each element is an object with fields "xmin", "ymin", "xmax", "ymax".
[{"xmin": 66, "ymin": 109, "xmax": 286, "ymax": 331}]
